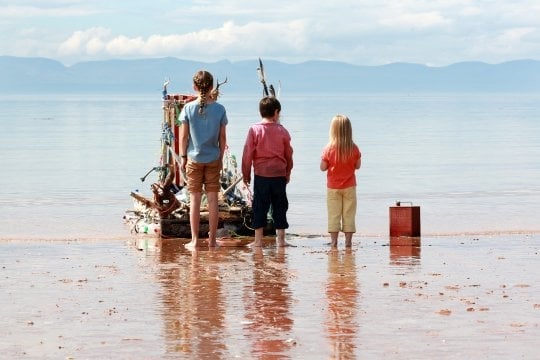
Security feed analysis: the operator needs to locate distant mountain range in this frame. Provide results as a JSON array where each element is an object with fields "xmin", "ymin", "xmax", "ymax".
[{"xmin": 1, "ymin": 56, "xmax": 539, "ymax": 93}]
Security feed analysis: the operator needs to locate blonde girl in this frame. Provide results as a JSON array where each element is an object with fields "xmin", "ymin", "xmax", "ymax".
[{"xmin": 320, "ymin": 115, "xmax": 362, "ymax": 248}]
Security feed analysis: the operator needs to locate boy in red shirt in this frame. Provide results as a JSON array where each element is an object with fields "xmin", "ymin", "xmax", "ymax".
[{"xmin": 242, "ymin": 97, "xmax": 294, "ymax": 248}]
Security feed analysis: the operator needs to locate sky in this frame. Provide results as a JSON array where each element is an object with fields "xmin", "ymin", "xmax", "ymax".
[{"xmin": 1, "ymin": 0, "xmax": 539, "ymax": 66}]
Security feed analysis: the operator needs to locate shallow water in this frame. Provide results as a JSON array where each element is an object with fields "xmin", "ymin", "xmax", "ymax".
[
  {"xmin": 2, "ymin": 234, "xmax": 539, "ymax": 359},
  {"xmin": 0, "ymin": 92, "xmax": 539, "ymax": 239}
]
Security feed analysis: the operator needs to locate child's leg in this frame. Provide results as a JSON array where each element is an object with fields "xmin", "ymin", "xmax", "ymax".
[
  {"xmin": 344, "ymin": 232, "xmax": 353, "ymax": 248},
  {"xmin": 276, "ymin": 229, "xmax": 295, "ymax": 247},
  {"xmin": 327, "ymin": 189, "xmax": 342, "ymax": 248},
  {"xmin": 251, "ymin": 175, "xmax": 271, "ymax": 248},
  {"xmin": 251, "ymin": 227, "xmax": 264, "ymax": 247},
  {"xmin": 341, "ymin": 187, "xmax": 357, "ymax": 248},
  {"xmin": 276, "ymin": 228, "xmax": 286, "ymax": 246},
  {"xmin": 330, "ymin": 232, "xmax": 339, "ymax": 248},
  {"xmin": 203, "ymin": 160, "xmax": 222, "ymax": 247},
  {"xmin": 185, "ymin": 160, "xmax": 204, "ymax": 248},
  {"xmin": 270, "ymin": 177, "xmax": 292, "ymax": 247}
]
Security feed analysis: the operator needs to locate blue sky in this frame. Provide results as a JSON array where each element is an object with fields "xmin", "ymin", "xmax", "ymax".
[{"xmin": 1, "ymin": 0, "xmax": 539, "ymax": 66}]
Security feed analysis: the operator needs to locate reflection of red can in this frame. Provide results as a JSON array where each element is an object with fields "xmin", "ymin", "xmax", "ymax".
[
  {"xmin": 390, "ymin": 236, "xmax": 421, "ymax": 247},
  {"xmin": 389, "ymin": 202, "xmax": 421, "ymax": 237},
  {"xmin": 390, "ymin": 241, "xmax": 421, "ymax": 256}
]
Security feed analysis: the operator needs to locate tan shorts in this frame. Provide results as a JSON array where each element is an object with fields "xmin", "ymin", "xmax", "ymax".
[
  {"xmin": 327, "ymin": 186, "xmax": 357, "ymax": 233},
  {"xmin": 186, "ymin": 158, "xmax": 221, "ymax": 193}
]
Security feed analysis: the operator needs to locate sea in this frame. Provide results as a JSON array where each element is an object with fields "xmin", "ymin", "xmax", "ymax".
[{"xmin": 0, "ymin": 92, "xmax": 539, "ymax": 240}]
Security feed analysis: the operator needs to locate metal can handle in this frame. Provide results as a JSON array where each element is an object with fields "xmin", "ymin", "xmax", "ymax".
[{"xmin": 396, "ymin": 201, "xmax": 413, "ymax": 206}]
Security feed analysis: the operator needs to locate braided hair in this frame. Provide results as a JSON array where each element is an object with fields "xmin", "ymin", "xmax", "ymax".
[{"xmin": 193, "ymin": 70, "xmax": 214, "ymax": 115}]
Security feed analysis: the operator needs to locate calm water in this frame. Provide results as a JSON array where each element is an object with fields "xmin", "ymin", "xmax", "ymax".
[{"xmin": 0, "ymin": 92, "xmax": 539, "ymax": 239}]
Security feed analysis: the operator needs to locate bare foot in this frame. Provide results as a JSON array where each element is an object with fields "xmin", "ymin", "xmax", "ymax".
[
  {"xmin": 277, "ymin": 241, "xmax": 296, "ymax": 247},
  {"xmin": 250, "ymin": 241, "xmax": 263, "ymax": 248},
  {"xmin": 184, "ymin": 239, "xmax": 198, "ymax": 249},
  {"xmin": 344, "ymin": 233, "xmax": 353, "ymax": 248}
]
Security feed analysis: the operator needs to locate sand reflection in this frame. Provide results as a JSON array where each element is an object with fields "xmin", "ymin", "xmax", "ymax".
[
  {"xmin": 243, "ymin": 247, "xmax": 294, "ymax": 358},
  {"xmin": 325, "ymin": 249, "xmax": 360, "ymax": 359},
  {"xmin": 156, "ymin": 240, "xmax": 227, "ymax": 358}
]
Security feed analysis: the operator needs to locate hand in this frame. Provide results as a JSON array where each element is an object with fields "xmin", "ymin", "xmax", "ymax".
[{"xmin": 181, "ymin": 157, "xmax": 187, "ymax": 171}]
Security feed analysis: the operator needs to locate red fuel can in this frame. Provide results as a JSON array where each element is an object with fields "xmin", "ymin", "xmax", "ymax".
[{"xmin": 389, "ymin": 202, "xmax": 421, "ymax": 237}]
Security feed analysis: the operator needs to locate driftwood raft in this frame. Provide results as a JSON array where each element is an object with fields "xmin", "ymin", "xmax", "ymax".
[{"xmin": 124, "ymin": 91, "xmax": 274, "ymax": 239}]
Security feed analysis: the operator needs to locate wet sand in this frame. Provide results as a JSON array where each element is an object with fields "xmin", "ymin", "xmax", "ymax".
[{"xmin": 1, "ymin": 234, "xmax": 539, "ymax": 359}]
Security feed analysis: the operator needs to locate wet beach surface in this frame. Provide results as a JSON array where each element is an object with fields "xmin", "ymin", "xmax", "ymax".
[{"xmin": 1, "ymin": 234, "xmax": 539, "ymax": 359}]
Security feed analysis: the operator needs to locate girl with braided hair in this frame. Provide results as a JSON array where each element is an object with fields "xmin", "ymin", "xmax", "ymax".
[{"xmin": 179, "ymin": 70, "xmax": 228, "ymax": 248}]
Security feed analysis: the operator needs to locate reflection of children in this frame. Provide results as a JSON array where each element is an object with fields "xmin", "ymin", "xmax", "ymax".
[
  {"xmin": 242, "ymin": 97, "xmax": 294, "ymax": 248},
  {"xmin": 244, "ymin": 248, "xmax": 293, "ymax": 356},
  {"xmin": 179, "ymin": 70, "xmax": 228, "ymax": 248},
  {"xmin": 326, "ymin": 250, "xmax": 359, "ymax": 358},
  {"xmin": 320, "ymin": 115, "xmax": 361, "ymax": 248}
]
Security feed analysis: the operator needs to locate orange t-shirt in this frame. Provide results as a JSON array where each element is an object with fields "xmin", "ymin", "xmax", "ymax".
[{"xmin": 321, "ymin": 145, "xmax": 361, "ymax": 189}]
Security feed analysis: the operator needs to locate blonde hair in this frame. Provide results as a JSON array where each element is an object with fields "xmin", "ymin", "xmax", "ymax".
[
  {"xmin": 328, "ymin": 114, "xmax": 355, "ymax": 163},
  {"xmin": 193, "ymin": 70, "xmax": 214, "ymax": 115}
]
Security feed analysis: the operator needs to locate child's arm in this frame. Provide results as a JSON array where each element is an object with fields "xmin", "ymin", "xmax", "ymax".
[
  {"xmin": 219, "ymin": 124, "xmax": 227, "ymax": 161},
  {"xmin": 179, "ymin": 122, "xmax": 189, "ymax": 170},
  {"xmin": 320, "ymin": 159, "xmax": 328, "ymax": 171},
  {"xmin": 285, "ymin": 141, "xmax": 293, "ymax": 183},
  {"xmin": 241, "ymin": 129, "xmax": 255, "ymax": 186},
  {"xmin": 355, "ymin": 146, "xmax": 362, "ymax": 170}
]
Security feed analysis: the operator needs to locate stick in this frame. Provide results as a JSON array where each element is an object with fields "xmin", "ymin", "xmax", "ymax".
[
  {"xmin": 167, "ymin": 145, "xmax": 188, "ymax": 185},
  {"xmin": 222, "ymin": 176, "xmax": 244, "ymax": 196}
]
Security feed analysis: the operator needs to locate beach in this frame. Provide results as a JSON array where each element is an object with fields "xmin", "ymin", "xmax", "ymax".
[
  {"xmin": 1, "ymin": 92, "xmax": 539, "ymax": 358},
  {"xmin": 1, "ymin": 233, "xmax": 538, "ymax": 359}
]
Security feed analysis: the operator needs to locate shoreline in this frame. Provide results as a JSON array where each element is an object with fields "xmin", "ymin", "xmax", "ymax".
[{"xmin": 1, "ymin": 228, "xmax": 540, "ymax": 243}]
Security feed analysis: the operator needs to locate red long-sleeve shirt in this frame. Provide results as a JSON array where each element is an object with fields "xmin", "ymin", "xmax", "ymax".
[{"xmin": 242, "ymin": 122, "xmax": 293, "ymax": 183}]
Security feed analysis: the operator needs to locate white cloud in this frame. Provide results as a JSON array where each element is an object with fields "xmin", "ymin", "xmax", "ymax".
[
  {"xmin": 2, "ymin": 0, "xmax": 539, "ymax": 65},
  {"xmin": 85, "ymin": 37, "xmax": 105, "ymax": 55},
  {"xmin": 58, "ymin": 20, "xmax": 310, "ymax": 60},
  {"xmin": 106, "ymin": 36, "xmax": 146, "ymax": 56},
  {"xmin": 58, "ymin": 27, "xmax": 111, "ymax": 55}
]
